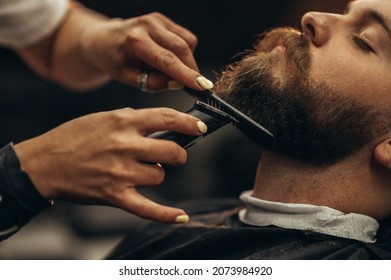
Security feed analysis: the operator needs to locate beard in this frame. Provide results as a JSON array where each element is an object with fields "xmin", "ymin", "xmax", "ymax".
[{"xmin": 214, "ymin": 27, "xmax": 388, "ymax": 166}]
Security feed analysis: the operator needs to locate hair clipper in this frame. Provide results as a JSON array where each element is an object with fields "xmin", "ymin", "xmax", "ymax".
[{"xmin": 148, "ymin": 101, "xmax": 233, "ymax": 149}]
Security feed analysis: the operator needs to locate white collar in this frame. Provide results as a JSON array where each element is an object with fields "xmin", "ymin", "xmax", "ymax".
[{"xmin": 239, "ymin": 190, "xmax": 379, "ymax": 243}]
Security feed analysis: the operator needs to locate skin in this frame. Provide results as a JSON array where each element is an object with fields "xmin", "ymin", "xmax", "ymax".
[
  {"xmin": 303, "ymin": 0, "xmax": 391, "ymax": 106},
  {"xmin": 252, "ymin": 0, "xmax": 391, "ymax": 220}
]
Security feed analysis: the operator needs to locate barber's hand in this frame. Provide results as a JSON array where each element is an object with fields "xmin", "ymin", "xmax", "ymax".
[
  {"xmin": 79, "ymin": 12, "xmax": 214, "ymax": 92},
  {"xmin": 14, "ymin": 108, "xmax": 207, "ymax": 223}
]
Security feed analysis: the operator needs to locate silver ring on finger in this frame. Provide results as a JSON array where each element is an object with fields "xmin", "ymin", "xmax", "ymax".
[{"xmin": 138, "ymin": 69, "xmax": 151, "ymax": 92}]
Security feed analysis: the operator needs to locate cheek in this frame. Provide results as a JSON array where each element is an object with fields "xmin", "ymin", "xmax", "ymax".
[{"xmin": 309, "ymin": 48, "xmax": 391, "ymax": 104}]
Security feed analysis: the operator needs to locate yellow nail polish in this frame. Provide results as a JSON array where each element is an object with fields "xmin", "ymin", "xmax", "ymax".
[
  {"xmin": 168, "ymin": 80, "xmax": 184, "ymax": 90},
  {"xmin": 197, "ymin": 121, "xmax": 208, "ymax": 134},
  {"xmin": 175, "ymin": 215, "xmax": 189, "ymax": 223},
  {"xmin": 196, "ymin": 77, "xmax": 214, "ymax": 90}
]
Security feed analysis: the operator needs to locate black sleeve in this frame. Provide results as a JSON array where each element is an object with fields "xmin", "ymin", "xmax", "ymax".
[{"xmin": 0, "ymin": 143, "xmax": 52, "ymax": 241}]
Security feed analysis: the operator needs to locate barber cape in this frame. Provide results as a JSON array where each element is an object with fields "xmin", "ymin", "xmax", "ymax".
[{"xmin": 107, "ymin": 195, "xmax": 391, "ymax": 260}]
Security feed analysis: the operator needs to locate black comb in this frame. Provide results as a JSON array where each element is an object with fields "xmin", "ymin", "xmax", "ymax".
[
  {"xmin": 148, "ymin": 87, "xmax": 275, "ymax": 150},
  {"xmin": 185, "ymin": 87, "xmax": 275, "ymax": 149}
]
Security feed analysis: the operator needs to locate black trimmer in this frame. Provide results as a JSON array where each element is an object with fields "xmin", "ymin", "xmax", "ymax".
[{"xmin": 148, "ymin": 87, "xmax": 275, "ymax": 150}]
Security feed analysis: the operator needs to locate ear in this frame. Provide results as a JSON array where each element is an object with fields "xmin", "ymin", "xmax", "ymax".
[{"xmin": 374, "ymin": 138, "xmax": 391, "ymax": 170}]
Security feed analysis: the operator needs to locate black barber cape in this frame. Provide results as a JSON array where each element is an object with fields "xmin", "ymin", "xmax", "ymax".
[{"xmin": 107, "ymin": 199, "xmax": 391, "ymax": 260}]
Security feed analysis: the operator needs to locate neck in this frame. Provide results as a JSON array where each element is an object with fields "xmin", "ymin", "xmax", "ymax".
[{"xmin": 252, "ymin": 151, "xmax": 391, "ymax": 220}]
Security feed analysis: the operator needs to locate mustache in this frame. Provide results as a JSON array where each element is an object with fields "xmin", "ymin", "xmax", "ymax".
[{"xmin": 255, "ymin": 27, "xmax": 311, "ymax": 75}]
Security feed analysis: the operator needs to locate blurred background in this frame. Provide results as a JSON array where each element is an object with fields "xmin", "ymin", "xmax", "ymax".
[{"xmin": 0, "ymin": 0, "xmax": 348, "ymax": 259}]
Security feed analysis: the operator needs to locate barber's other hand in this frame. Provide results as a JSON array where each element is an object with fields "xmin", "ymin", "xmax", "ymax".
[
  {"xmin": 79, "ymin": 12, "xmax": 213, "ymax": 92},
  {"xmin": 14, "ymin": 108, "xmax": 207, "ymax": 223}
]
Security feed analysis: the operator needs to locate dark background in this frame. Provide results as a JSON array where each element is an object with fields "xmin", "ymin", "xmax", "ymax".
[{"xmin": 0, "ymin": 0, "xmax": 348, "ymax": 259}]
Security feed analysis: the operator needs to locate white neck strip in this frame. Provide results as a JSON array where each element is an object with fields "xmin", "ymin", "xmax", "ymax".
[{"xmin": 239, "ymin": 190, "xmax": 378, "ymax": 243}]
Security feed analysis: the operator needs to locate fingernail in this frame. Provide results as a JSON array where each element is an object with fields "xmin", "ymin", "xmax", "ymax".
[
  {"xmin": 196, "ymin": 76, "xmax": 214, "ymax": 90},
  {"xmin": 197, "ymin": 121, "xmax": 208, "ymax": 134},
  {"xmin": 175, "ymin": 214, "xmax": 189, "ymax": 223},
  {"xmin": 168, "ymin": 80, "xmax": 184, "ymax": 90}
]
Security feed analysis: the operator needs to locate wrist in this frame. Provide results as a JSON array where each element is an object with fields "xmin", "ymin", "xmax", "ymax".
[
  {"xmin": 14, "ymin": 140, "xmax": 52, "ymax": 199},
  {"xmin": 51, "ymin": 1, "xmax": 111, "ymax": 90},
  {"xmin": 78, "ymin": 17, "xmax": 123, "ymax": 71}
]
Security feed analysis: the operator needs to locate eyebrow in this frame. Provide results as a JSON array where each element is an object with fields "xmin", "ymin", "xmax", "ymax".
[
  {"xmin": 344, "ymin": 2, "xmax": 391, "ymax": 44},
  {"xmin": 368, "ymin": 9, "xmax": 391, "ymax": 44}
]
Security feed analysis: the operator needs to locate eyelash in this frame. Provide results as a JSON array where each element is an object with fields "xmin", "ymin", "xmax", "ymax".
[{"xmin": 352, "ymin": 35, "xmax": 375, "ymax": 53}]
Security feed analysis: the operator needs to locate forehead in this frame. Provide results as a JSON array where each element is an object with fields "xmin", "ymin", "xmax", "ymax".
[{"xmin": 349, "ymin": 0, "xmax": 391, "ymax": 13}]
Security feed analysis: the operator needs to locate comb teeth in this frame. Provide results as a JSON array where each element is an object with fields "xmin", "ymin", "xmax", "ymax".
[
  {"xmin": 205, "ymin": 98, "xmax": 221, "ymax": 110},
  {"xmin": 184, "ymin": 87, "xmax": 275, "ymax": 150},
  {"xmin": 206, "ymin": 97, "xmax": 239, "ymax": 129}
]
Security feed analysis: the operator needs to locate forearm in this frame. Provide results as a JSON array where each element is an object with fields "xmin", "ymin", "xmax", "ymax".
[{"xmin": 16, "ymin": 1, "xmax": 111, "ymax": 91}]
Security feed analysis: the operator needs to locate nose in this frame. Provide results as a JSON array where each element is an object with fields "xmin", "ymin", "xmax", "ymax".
[{"xmin": 301, "ymin": 12, "xmax": 339, "ymax": 47}]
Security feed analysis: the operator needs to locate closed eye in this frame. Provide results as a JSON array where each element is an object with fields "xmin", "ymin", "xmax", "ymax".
[{"xmin": 352, "ymin": 35, "xmax": 375, "ymax": 53}]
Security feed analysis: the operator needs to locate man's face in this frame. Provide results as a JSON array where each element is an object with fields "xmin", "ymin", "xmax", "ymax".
[
  {"xmin": 214, "ymin": 0, "xmax": 391, "ymax": 165},
  {"xmin": 307, "ymin": 0, "xmax": 391, "ymax": 106}
]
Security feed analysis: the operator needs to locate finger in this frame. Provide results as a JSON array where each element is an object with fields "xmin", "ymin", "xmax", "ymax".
[
  {"xmin": 150, "ymin": 29, "xmax": 199, "ymax": 72},
  {"xmin": 128, "ymin": 162, "xmax": 166, "ymax": 185},
  {"xmin": 118, "ymin": 188, "xmax": 188, "ymax": 223},
  {"xmin": 132, "ymin": 107, "xmax": 207, "ymax": 135},
  {"xmin": 126, "ymin": 37, "xmax": 210, "ymax": 90},
  {"xmin": 116, "ymin": 66, "xmax": 183, "ymax": 92},
  {"xmin": 130, "ymin": 137, "xmax": 188, "ymax": 166},
  {"xmin": 151, "ymin": 13, "xmax": 199, "ymax": 52}
]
